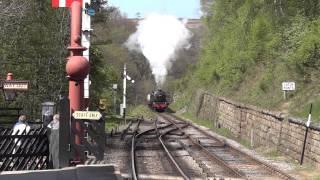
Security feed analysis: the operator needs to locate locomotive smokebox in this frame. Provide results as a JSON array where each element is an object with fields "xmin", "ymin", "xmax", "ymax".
[{"xmin": 148, "ymin": 89, "xmax": 168, "ymax": 112}]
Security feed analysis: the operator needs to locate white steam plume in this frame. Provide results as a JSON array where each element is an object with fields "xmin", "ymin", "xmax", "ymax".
[{"xmin": 125, "ymin": 13, "xmax": 192, "ymax": 86}]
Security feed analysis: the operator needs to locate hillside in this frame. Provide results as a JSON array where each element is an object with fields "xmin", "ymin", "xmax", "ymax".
[{"xmin": 170, "ymin": 0, "xmax": 320, "ymax": 122}]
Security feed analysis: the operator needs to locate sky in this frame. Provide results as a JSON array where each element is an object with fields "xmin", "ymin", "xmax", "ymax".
[{"xmin": 108, "ymin": 0, "xmax": 201, "ymax": 19}]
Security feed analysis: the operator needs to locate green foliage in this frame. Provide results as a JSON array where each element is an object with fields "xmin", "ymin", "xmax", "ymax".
[
  {"xmin": 89, "ymin": 46, "xmax": 119, "ymax": 112},
  {"xmin": 92, "ymin": 8, "xmax": 156, "ymax": 112},
  {"xmin": 172, "ymin": 0, "xmax": 320, "ymax": 116},
  {"xmin": 169, "ymin": 87, "xmax": 193, "ymax": 111},
  {"xmin": 128, "ymin": 105, "xmax": 155, "ymax": 120},
  {"xmin": 182, "ymin": 112, "xmax": 213, "ymax": 128},
  {"xmin": 291, "ymin": 98, "xmax": 320, "ymax": 123},
  {"xmin": 105, "ymin": 116, "xmax": 122, "ymax": 132},
  {"xmin": 181, "ymin": 112, "xmax": 233, "ymax": 138},
  {"xmin": 0, "ymin": 1, "xmax": 141, "ymax": 119},
  {"xmin": 238, "ymin": 138, "xmax": 252, "ymax": 149},
  {"xmin": 291, "ymin": 20, "xmax": 320, "ymax": 68},
  {"xmin": 0, "ymin": 1, "xmax": 69, "ymax": 119}
]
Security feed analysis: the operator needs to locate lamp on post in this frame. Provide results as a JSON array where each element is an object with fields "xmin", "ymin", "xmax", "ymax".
[
  {"xmin": 3, "ymin": 90, "xmax": 16, "ymax": 101},
  {"xmin": 41, "ymin": 102, "xmax": 55, "ymax": 126},
  {"xmin": 112, "ymin": 84, "xmax": 117, "ymax": 114},
  {"xmin": 2, "ymin": 73, "xmax": 16, "ymax": 101}
]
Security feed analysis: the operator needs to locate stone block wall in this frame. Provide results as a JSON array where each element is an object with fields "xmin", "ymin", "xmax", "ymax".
[{"xmin": 195, "ymin": 92, "xmax": 320, "ymax": 164}]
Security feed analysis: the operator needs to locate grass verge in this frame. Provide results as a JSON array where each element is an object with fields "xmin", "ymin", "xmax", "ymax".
[
  {"xmin": 180, "ymin": 112, "xmax": 233, "ymax": 139},
  {"xmin": 127, "ymin": 105, "xmax": 156, "ymax": 120},
  {"xmin": 105, "ymin": 116, "xmax": 123, "ymax": 132}
]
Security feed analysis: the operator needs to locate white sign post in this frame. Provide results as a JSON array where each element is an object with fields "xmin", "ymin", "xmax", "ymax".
[
  {"xmin": 72, "ymin": 111, "xmax": 102, "ymax": 120},
  {"xmin": 282, "ymin": 82, "xmax": 296, "ymax": 99}
]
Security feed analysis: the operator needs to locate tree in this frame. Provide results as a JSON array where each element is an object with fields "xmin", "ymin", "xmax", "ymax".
[
  {"xmin": 0, "ymin": 0, "xmax": 69, "ymax": 119},
  {"xmin": 91, "ymin": 6, "xmax": 156, "ymax": 111}
]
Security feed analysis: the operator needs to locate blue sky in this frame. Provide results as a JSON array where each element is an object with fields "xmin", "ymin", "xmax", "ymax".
[{"xmin": 108, "ymin": 0, "xmax": 201, "ymax": 19}]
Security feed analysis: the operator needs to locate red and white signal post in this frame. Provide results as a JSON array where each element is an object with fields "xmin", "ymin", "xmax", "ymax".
[
  {"xmin": 53, "ymin": 0, "xmax": 90, "ymax": 163},
  {"xmin": 52, "ymin": 0, "xmax": 83, "ymax": 8}
]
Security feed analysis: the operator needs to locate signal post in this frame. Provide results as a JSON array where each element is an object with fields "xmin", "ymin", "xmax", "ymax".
[{"xmin": 65, "ymin": 1, "xmax": 90, "ymax": 163}]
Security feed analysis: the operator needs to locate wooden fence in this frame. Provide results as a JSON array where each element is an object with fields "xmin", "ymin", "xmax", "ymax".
[{"xmin": 0, "ymin": 127, "xmax": 49, "ymax": 171}]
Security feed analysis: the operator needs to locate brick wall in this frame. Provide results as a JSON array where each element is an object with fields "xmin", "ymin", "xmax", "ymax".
[{"xmin": 196, "ymin": 92, "xmax": 320, "ymax": 164}]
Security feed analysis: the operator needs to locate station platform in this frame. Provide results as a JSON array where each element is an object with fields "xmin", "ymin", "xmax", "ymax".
[{"xmin": 0, "ymin": 164, "xmax": 123, "ymax": 180}]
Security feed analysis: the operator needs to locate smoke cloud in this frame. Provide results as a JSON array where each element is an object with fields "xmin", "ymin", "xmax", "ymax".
[{"xmin": 125, "ymin": 13, "xmax": 192, "ymax": 86}]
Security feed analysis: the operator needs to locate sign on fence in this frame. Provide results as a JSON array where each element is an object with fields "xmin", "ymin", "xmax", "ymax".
[{"xmin": 72, "ymin": 111, "xmax": 102, "ymax": 120}]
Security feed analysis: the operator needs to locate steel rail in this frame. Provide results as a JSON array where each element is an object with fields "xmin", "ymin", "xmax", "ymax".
[
  {"xmin": 131, "ymin": 120, "xmax": 175, "ymax": 180},
  {"xmin": 165, "ymin": 113, "xmax": 226, "ymax": 144},
  {"xmin": 228, "ymin": 147, "xmax": 296, "ymax": 180},
  {"xmin": 131, "ymin": 120, "xmax": 189, "ymax": 180},
  {"xmin": 157, "ymin": 122, "xmax": 191, "ymax": 180},
  {"xmin": 131, "ymin": 119, "xmax": 142, "ymax": 180},
  {"xmin": 162, "ymin": 113, "xmax": 296, "ymax": 180},
  {"xmin": 136, "ymin": 123, "xmax": 173, "ymax": 138},
  {"xmin": 159, "ymin": 114, "xmax": 246, "ymax": 178},
  {"xmin": 121, "ymin": 119, "xmax": 134, "ymax": 140}
]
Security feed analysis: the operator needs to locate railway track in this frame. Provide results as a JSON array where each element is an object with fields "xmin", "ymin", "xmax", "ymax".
[
  {"xmin": 131, "ymin": 119, "xmax": 142, "ymax": 180},
  {"xmin": 130, "ymin": 118, "xmax": 204, "ymax": 180},
  {"xmin": 159, "ymin": 113, "xmax": 296, "ymax": 180},
  {"xmin": 156, "ymin": 121, "xmax": 191, "ymax": 180}
]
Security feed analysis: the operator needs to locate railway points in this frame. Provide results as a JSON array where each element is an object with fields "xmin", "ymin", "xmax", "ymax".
[
  {"xmin": 103, "ymin": 114, "xmax": 297, "ymax": 179},
  {"xmin": 1, "ymin": 1, "xmax": 317, "ymax": 180}
]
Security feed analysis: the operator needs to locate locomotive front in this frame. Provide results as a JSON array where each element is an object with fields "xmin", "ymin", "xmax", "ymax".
[{"xmin": 148, "ymin": 89, "xmax": 169, "ymax": 112}]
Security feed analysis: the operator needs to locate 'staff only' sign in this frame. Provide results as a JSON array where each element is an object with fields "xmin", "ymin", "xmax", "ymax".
[
  {"xmin": 282, "ymin": 82, "xmax": 295, "ymax": 91},
  {"xmin": 72, "ymin": 111, "xmax": 102, "ymax": 120}
]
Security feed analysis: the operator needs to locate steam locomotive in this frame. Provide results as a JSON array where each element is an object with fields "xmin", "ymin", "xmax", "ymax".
[{"xmin": 147, "ymin": 89, "xmax": 169, "ymax": 112}]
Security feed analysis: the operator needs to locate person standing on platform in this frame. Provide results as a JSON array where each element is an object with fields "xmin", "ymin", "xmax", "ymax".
[
  {"xmin": 12, "ymin": 115, "xmax": 31, "ymax": 154},
  {"xmin": 47, "ymin": 114, "xmax": 59, "ymax": 130},
  {"xmin": 47, "ymin": 114, "xmax": 60, "ymax": 168}
]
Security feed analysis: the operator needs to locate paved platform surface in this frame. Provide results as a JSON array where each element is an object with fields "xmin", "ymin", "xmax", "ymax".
[{"xmin": 0, "ymin": 164, "xmax": 123, "ymax": 180}]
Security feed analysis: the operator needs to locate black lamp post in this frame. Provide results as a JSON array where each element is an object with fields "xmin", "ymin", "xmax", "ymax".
[
  {"xmin": 3, "ymin": 89, "xmax": 16, "ymax": 101},
  {"xmin": 112, "ymin": 84, "xmax": 117, "ymax": 114},
  {"xmin": 2, "ymin": 73, "xmax": 16, "ymax": 101},
  {"xmin": 41, "ymin": 102, "xmax": 55, "ymax": 126},
  {"xmin": 0, "ymin": 73, "xmax": 29, "ymax": 102}
]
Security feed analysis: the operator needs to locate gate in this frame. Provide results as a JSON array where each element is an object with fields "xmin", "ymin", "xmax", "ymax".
[{"xmin": 0, "ymin": 127, "xmax": 49, "ymax": 171}]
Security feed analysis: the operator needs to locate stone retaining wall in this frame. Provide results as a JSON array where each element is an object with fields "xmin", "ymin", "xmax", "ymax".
[{"xmin": 195, "ymin": 91, "xmax": 320, "ymax": 164}]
